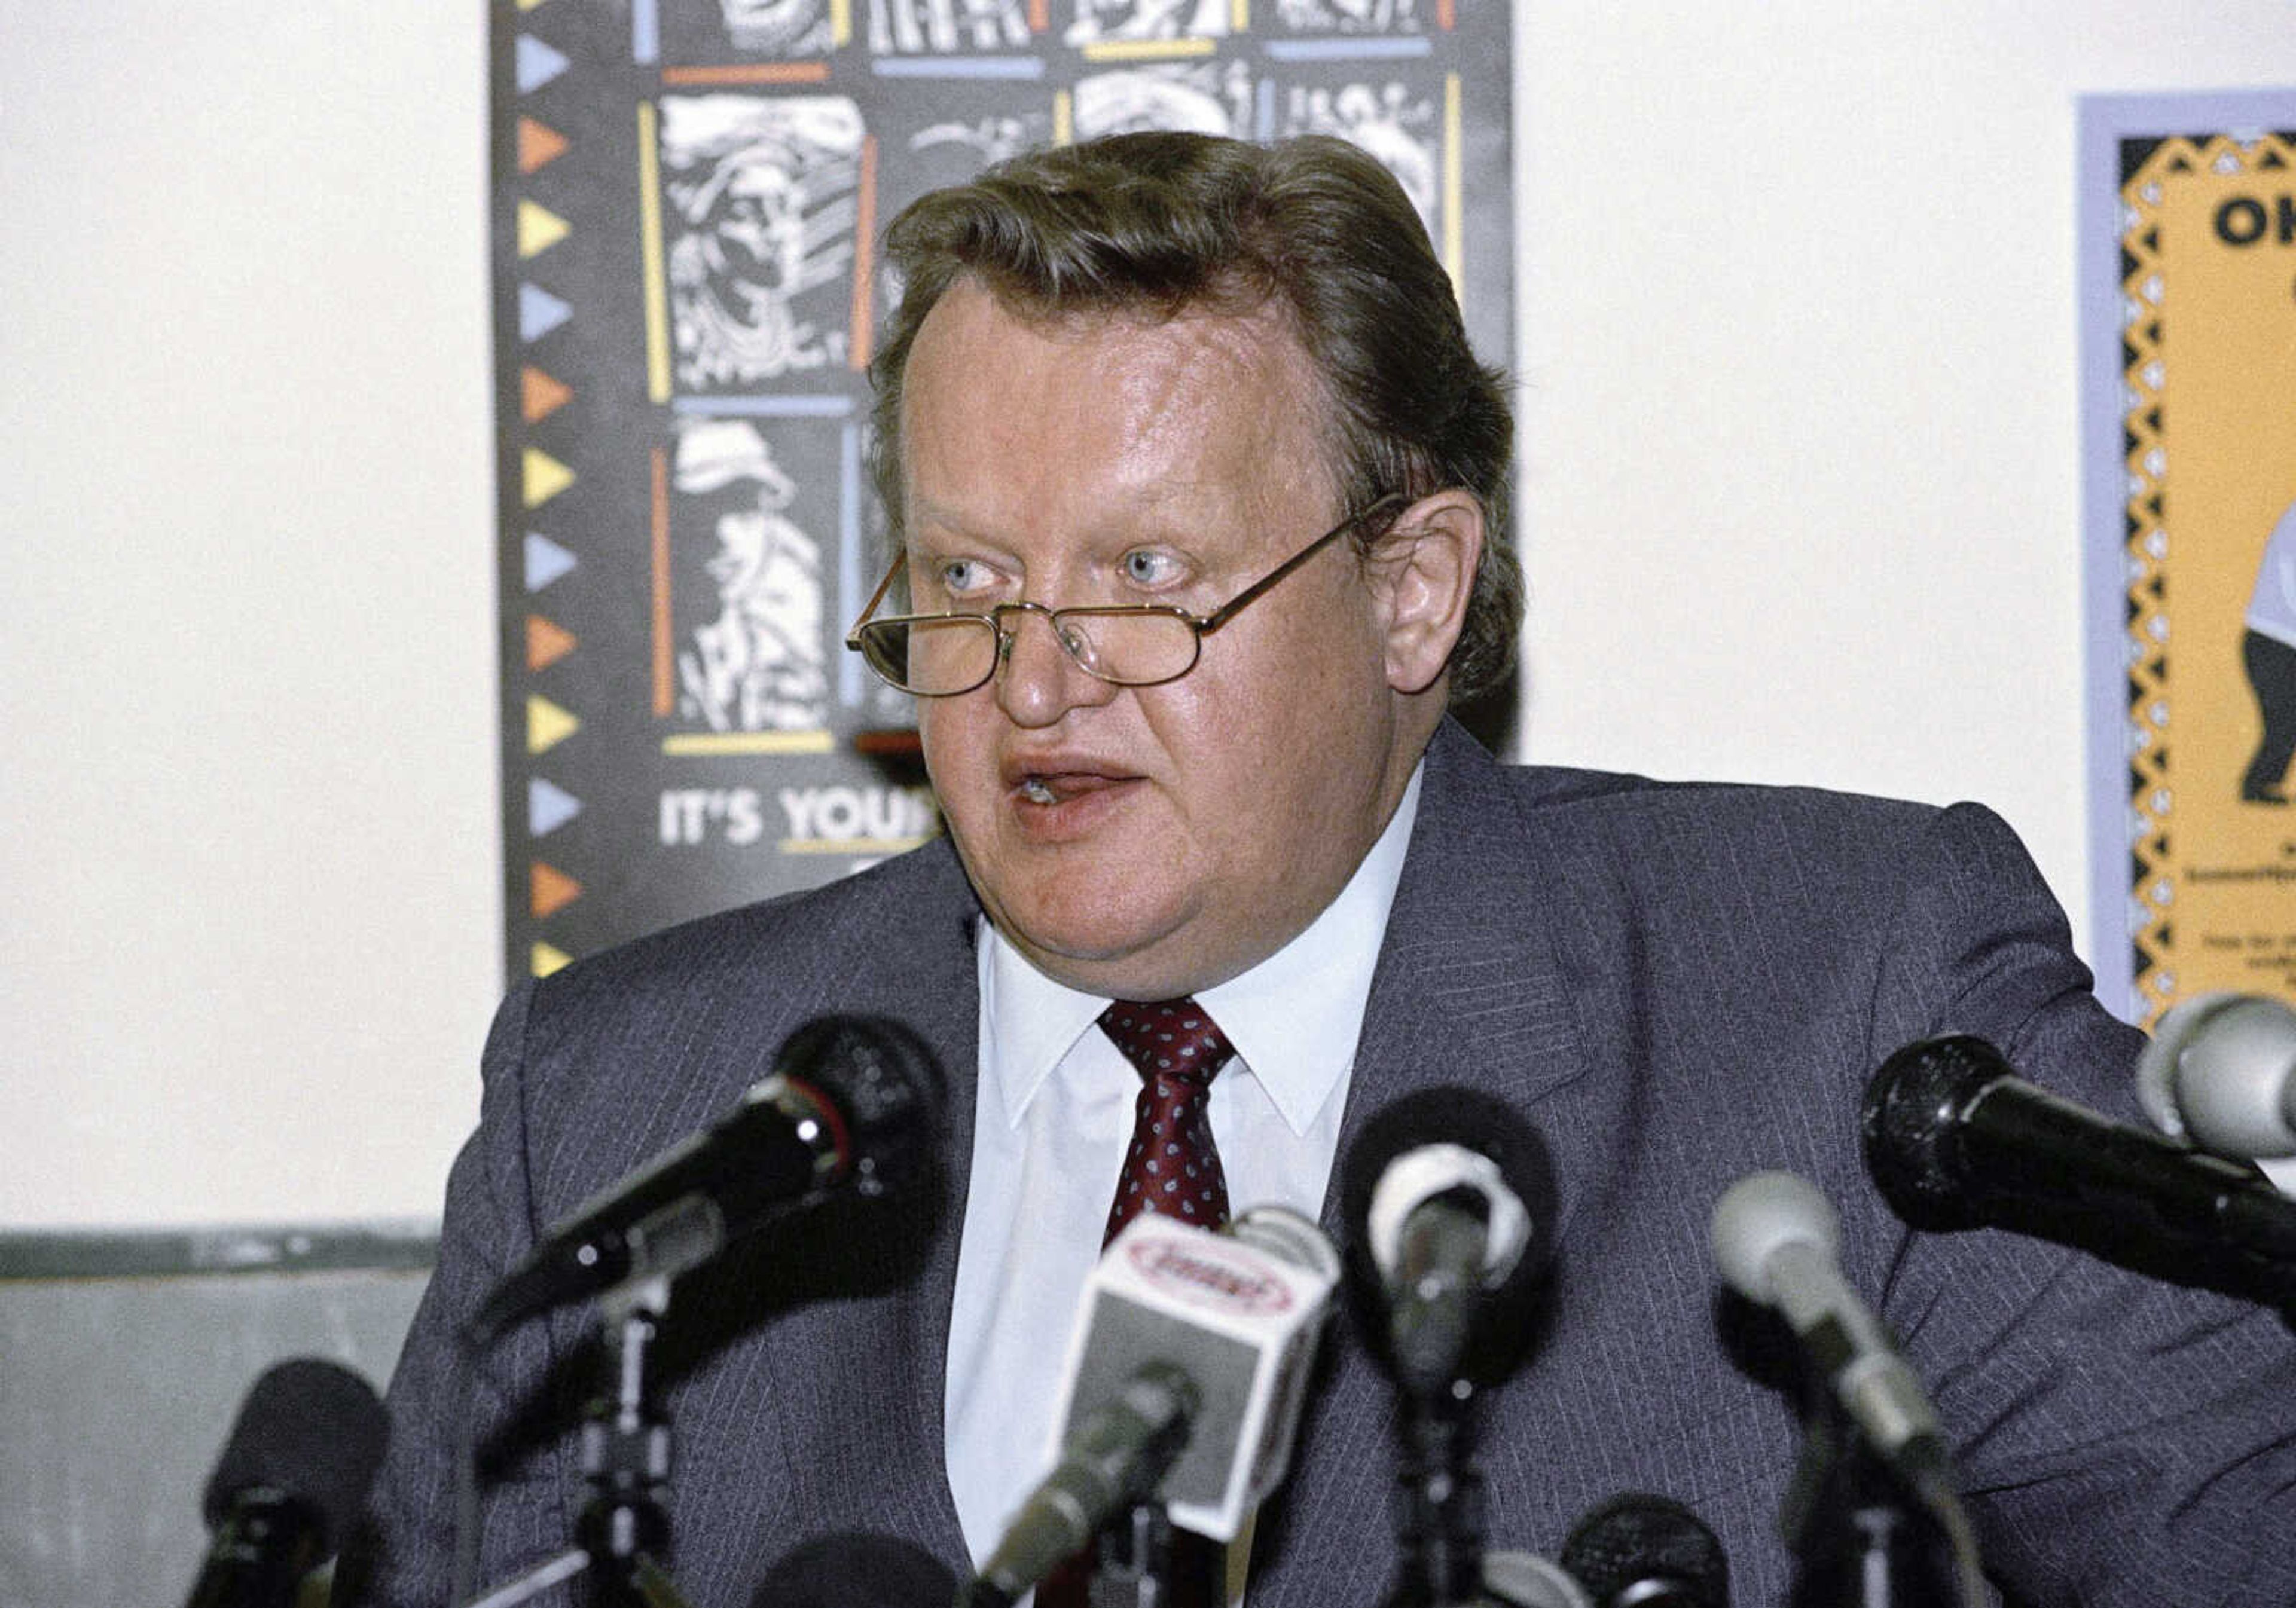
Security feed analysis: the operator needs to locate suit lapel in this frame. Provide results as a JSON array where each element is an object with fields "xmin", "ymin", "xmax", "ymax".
[
  {"xmin": 1252, "ymin": 720, "xmax": 1611, "ymax": 1607},
  {"xmin": 809, "ymin": 838, "xmax": 984, "ymax": 1557},
  {"xmin": 665, "ymin": 839, "xmax": 985, "ymax": 1582}
]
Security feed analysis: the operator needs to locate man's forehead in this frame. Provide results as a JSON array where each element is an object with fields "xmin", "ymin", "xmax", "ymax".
[
  {"xmin": 921, "ymin": 273, "xmax": 1298, "ymax": 363},
  {"xmin": 899, "ymin": 281, "xmax": 1330, "ymax": 469}
]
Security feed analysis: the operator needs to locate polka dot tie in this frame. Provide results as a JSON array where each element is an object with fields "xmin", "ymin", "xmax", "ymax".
[{"xmin": 1098, "ymin": 997, "xmax": 1235, "ymax": 1246}]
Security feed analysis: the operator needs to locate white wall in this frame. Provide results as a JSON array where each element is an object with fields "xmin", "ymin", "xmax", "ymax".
[
  {"xmin": 4, "ymin": 4, "xmax": 2292, "ymax": 1228},
  {"xmin": 1, "ymin": 5, "xmax": 497, "ymax": 1227},
  {"xmin": 1513, "ymin": 4, "xmax": 2296, "ymax": 910}
]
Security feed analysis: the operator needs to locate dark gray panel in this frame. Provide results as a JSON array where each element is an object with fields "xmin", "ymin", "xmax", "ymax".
[{"xmin": 0, "ymin": 1245, "xmax": 433, "ymax": 1608}]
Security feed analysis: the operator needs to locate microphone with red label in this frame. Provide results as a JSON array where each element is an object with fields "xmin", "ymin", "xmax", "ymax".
[{"xmin": 958, "ymin": 1205, "xmax": 1340, "ymax": 1608}]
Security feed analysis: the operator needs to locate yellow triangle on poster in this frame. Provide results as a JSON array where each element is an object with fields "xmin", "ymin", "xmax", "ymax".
[
  {"xmin": 523, "ymin": 447, "xmax": 574, "ymax": 507},
  {"xmin": 518, "ymin": 0, "xmax": 554, "ymax": 13},
  {"xmin": 527, "ymin": 693, "xmax": 580, "ymax": 754},
  {"xmin": 532, "ymin": 940, "xmax": 572, "ymax": 977},
  {"xmin": 517, "ymin": 200, "xmax": 570, "ymax": 258},
  {"xmin": 526, "ymin": 612, "xmax": 577, "ymax": 671},
  {"xmin": 517, "ymin": 116, "xmax": 569, "ymax": 174},
  {"xmin": 531, "ymin": 860, "xmax": 582, "ymax": 919}
]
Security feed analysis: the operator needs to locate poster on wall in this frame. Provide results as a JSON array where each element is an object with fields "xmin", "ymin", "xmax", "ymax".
[
  {"xmin": 488, "ymin": 0, "xmax": 1515, "ymax": 983},
  {"xmin": 2080, "ymin": 91, "xmax": 2296, "ymax": 1026}
]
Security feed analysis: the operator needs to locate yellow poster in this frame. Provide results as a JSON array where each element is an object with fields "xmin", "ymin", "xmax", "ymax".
[{"xmin": 2118, "ymin": 129, "xmax": 2296, "ymax": 1021}]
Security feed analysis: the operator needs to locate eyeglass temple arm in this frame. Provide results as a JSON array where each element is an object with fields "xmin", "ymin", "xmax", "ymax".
[
  {"xmin": 844, "ymin": 552, "xmax": 909, "ymax": 649},
  {"xmin": 1193, "ymin": 493, "xmax": 1410, "ymax": 635}
]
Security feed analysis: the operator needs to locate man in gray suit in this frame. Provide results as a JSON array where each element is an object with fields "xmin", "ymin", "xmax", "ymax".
[{"xmin": 354, "ymin": 133, "xmax": 2296, "ymax": 1606}]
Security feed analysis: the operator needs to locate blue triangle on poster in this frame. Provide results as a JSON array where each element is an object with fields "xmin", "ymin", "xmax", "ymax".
[
  {"xmin": 516, "ymin": 35, "xmax": 570, "ymax": 93},
  {"xmin": 519, "ymin": 283, "xmax": 572, "ymax": 343},
  {"xmin": 524, "ymin": 531, "xmax": 578, "ymax": 591},
  {"xmin": 529, "ymin": 776, "xmax": 583, "ymax": 837}
]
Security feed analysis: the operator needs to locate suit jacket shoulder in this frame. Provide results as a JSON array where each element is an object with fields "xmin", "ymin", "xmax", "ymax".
[
  {"xmin": 350, "ymin": 839, "xmax": 985, "ymax": 1607},
  {"xmin": 1276, "ymin": 722, "xmax": 2294, "ymax": 1608}
]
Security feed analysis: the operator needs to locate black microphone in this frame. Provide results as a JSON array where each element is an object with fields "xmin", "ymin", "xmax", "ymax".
[
  {"xmin": 1558, "ymin": 1493, "xmax": 1729, "ymax": 1608},
  {"xmin": 747, "ymin": 1532, "xmax": 957, "ymax": 1608},
  {"xmin": 1340, "ymin": 1088, "xmax": 1555, "ymax": 1398},
  {"xmin": 467, "ymin": 1014, "xmax": 941, "ymax": 1345},
  {"xmin": 1861, "ymin": 1035, "xmax": 2296, "ymax": 1310},
  {"xmin": 1709, "ymin": 1171, "xmax": 1947, "ymax": 1485},
  {"xmin": 185, "ymin": 1358, "xmax": 388, "ymax": 1608},
  {"xmin": 2136, "ymin": 992, "xmax": 2296, "ymax": 1161},
  {"xmin": 959, "ymin": 1361, "xmax": 1201, "ymax": 1608}
]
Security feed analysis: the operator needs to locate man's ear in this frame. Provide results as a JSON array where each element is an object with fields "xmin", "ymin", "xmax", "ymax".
[{"xmin": 1369, "ymin": 489, "xmax": 1483, "ymax": 695}]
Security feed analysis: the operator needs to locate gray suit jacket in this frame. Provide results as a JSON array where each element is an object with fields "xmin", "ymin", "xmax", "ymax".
[{"xmin": 355, "ymin": 722, "xmax": 2296, "ymax": 1606}]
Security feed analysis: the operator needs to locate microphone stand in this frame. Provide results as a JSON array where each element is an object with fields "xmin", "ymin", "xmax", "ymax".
[
  {"xmin": 1386, "ymin": 1383, "xmax": 1489, "ymax": 1608},
  {"xmin": 1083, "ymin": 1498, "xmax": 1209, "ymax": 1608},
  {"xmin": 462, "ymin": 1280, "xmax": 696, "ymax": 1608},
  {"xmin": 1779, "ymin": 1395, "xmax": 1957, "ymax": 1608}
]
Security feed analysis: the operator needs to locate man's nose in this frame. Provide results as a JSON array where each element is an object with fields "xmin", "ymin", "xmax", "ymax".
[{"xmin": 993, "ymin": 607, "xmax": 1119, "ymax": 727}]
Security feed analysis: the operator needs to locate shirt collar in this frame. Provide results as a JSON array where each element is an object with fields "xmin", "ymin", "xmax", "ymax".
[{"xmin": 982, "ymin": 760, "xmax": 1424, "ymax": 1135}]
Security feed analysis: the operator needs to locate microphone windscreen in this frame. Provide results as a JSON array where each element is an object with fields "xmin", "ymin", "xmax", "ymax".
[
  {"xmin": 1339, "ymin": 1087, "xmax": 1558, "ymax": 1252},
  {"xmin": 748, "ymin": 1533, "xmax": 957, "ymax": 1608},
  {"xmin": 1559, "ymin": 1492, "xmax": 1729, "ymax": 1607},
  {"xmin": 200, "ymin": 1358, "xmax": 389, "ymax": 1551},
  {"xmin": 1858, "ymin": 1034, "xmax": 2005, "ymax": 1230},
  {"xmin": 778, "ymin": 1014, "xmax": 946, "ymax": 1194},
  {"xmin": 1338, "ymin": 1087, "xmax": 1557, "ymax": 1381}
]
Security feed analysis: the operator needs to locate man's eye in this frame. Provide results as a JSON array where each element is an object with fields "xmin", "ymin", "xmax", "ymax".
[
  {"xmin": 1120, "ymin": 549, "xmax": 1181, "ymax": 586},
  {"xmin": 933, "ymin": 558, "xmax": 991, "ymax": 596}
]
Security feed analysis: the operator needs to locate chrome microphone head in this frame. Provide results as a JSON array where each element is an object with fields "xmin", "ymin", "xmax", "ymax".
[
  {"xmin": 1708, "ymin": 1171, "xmax": 1837, "ymax": 1310},
  {"xmin": 1480, "ymin": 1549, "xmax": 1595, "ymax": 1608},
  {"xmin": 2136, "ymin": 992, "xmax": 2296, "ymax": 1160}
]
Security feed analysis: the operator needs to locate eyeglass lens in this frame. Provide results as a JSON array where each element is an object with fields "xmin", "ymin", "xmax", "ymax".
[{"xmin": 862, "ymin": 609, "xmax": 1202, "ymax": 695}]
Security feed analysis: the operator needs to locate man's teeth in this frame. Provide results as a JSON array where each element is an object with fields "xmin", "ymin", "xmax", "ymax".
[{"xmin": 1020, "ymin": 777, "xmax": 1057, "ymax": 805}]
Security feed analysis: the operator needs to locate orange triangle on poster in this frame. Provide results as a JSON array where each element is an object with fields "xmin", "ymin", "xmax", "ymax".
[
  {"xmin": 518, "ymin": 115, "xmax": 569, "ymax": 174},
  {"xmin": 526, "ymin": 612, "xmax": 578, "ymax": 671},
  {"xmin": 521, "ymin": 365, "xmax": 573, "ymax": 422},
  {"xmin": 531, "ymin": 860, "xmax": 582, "ymax": 919}
]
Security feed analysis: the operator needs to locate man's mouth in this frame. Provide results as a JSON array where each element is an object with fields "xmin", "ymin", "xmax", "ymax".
[{"xmin": 1012, "ymin": 771, "xmax": 1131, "ymax": 806}]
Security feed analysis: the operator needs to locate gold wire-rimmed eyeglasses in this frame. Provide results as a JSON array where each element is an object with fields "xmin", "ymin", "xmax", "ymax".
[{"xmin": 843, "ymin": 494, "xmax": 1409, "ymax": 697}]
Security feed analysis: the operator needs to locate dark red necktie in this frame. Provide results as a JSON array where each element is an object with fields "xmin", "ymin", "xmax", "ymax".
[
  {"xmin": 1098, "ymin": 997, "xmax": 1235, "ymax": 1244},
  {"xmin": 1039, "ymin": 998, "xmax": 1235, "ymax": 1608}
]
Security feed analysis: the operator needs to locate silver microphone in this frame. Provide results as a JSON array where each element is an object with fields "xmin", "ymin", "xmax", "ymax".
[
  {"xmin": 2136, "ymin": 992, "xmax": 2296, "ymax": 1161},
  {"xmin": 1709, "ymin": 1171, "xmax": 1945, "ymax": 1481}
]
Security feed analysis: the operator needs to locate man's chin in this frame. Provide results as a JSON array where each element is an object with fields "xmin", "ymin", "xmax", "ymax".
[{"xmin": 996, "ymin": 908, "xmax": 1209, "ymax": 1000}]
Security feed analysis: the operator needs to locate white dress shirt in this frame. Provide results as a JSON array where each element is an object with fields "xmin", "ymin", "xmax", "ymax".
[{"xmin": 944, "ymin": 763, "xmax": 1424, "ymax": 1586}]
